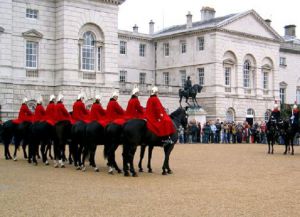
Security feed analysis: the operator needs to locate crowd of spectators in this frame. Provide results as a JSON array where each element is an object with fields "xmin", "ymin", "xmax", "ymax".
[{"xmin": 178, "ymin": 119, "xmax": 272, "ymax": 144}]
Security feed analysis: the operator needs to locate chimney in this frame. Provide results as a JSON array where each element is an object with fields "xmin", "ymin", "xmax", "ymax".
[
  {"xmin": 265, "ymin": 19, "xmax": 271, "ymax": 26},
  {"xmin": 201, "ymin": 6, "xmax": 215, "ymax": 21},
  {"xmin": 149, "ymin": 20, "xmax": 155, "ymax": 35},
  {"xmin": 284, "ymin": 25, "xmax": 296, "ymax": 38},
  {"xmin": 133, "ymin": 24, "xmax": 138, "ymax": 33},
  {"xmin": 186, "ymin": 11, "xmax": 193, "ymax": 28}
]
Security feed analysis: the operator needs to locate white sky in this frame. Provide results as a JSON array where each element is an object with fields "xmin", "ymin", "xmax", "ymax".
[{"xmin": 118, "ymin": 0, "xmax": 300, "ymax": 37}]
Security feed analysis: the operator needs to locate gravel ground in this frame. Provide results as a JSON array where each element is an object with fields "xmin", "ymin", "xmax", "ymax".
[{"xmin": 0, "ymin": 143, "xmax": 300, "ymax": 217}]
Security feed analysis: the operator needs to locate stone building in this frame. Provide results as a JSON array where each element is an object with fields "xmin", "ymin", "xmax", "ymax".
[{"xmin": 0, "ymin": 1, "xmax": 299, "ymax": 124}]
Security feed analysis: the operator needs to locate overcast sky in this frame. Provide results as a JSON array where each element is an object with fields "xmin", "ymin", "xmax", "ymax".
[{"xmin": 118, "ymin": 0, "xmax": 300, "ymax": 37}]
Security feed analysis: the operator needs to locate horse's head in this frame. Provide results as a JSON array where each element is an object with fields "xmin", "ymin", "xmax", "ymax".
[
  {"xmin": 170, "ymin": 107, "xmax": 188, "ymax": 129},
  {"xmin": 195, "ymin": 84, "xmax": 203, "ymax": 93}
]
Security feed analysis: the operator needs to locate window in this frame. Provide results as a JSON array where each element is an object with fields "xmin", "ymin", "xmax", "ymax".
[
  {"xmin": 163, "ymin": 72, "xmax": 169, "ymax": 86},
  {"xmin": 280, "ymin": 57, "xmax": 286, "ymax": 66},
  {"xmin": 139, "ymin": 44, "xmax": 146, "ymax": 57},
  {"xmin": 263, "ymin": 71, "xmax": 268, "ymax": 89},
  {"xmin": 97, "ymin": 47, "xmax": 101, "ymax": 71},
  {"xmin": 180, "ymin": 40, "xmax": 186, "ymax": 54},
  {"xmin": 26, "ymin": 9, "xmax": 38, "ymax": 19},
  {"xmin": 180, "ymin": 70, "xmax": 186, "ymax": 87},
  {"xmin": 225, "ymin": 67, "xmax": 231, "ymax": 86},
  {"xmin": 119, "ymin": 70, "xmax": 127, "ymax": 83},
  {"xmin": 226, "ymin": 109, "xmax": 235, "ymax": 122},
  {"xmin": 198, "ymin": 68, "xmax": 204, "ymax": 85},
  {"xmin": 280, "ymin": 88, "xmax": 286, "ymax": 104},
  {"xmin": 120, "ymin": 41, "xmax": 127, "ymax": 54},
  {"xmin": 247, "ymin": 108, "xmax": 255, "ymax": 116},
  {"xmin": 82, "ymin": 31, "xmax": 95, "ymax": 71},
  {"xmin": 139, "ymin": 73, "xmax": 146, "ymax": 84},
  {"xmin": 26, "ymin": 41, "xmax": 38, "ymax": 69},
  {"xmin": 297, "ymin": 89, "xmax": 300, "ymax": 104},
  {"xmin": 163, "ymin": 43, "xmax": 169, "ymax": 56},
  {"xmin": 197, "ymin": 37, "xmax": 204, "ymax": 51},
  {"xmin": 264, "ymin": 110, "xmax": 271, "ymax": 122},
  {"xmin": 243, "ymin": 61, "xmax": 251, "ymax": 88}
]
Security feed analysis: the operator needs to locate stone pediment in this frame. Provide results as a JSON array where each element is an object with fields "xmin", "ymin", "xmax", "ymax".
[
  {"xmin": 218, "ymin": 10, "xmax": 282, "ymax": 41},
  {"xmin": 22, "ymin": 29, "xmax": 43, "ymax": 39},
  {"xmin": 223, "ymin": 58, "xmax": 236, "ymax": 65},
  {"xmin": 0, "ymin": 26, "xmax": 4, "ymax": 33}
]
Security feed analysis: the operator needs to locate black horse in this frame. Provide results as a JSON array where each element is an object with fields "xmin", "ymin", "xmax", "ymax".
[
  {"xmin": 122, "ymin": 107, "xmax": 188, "ymax": 177},
  {"xmin": 179, "ymin": 84, "xmax": 202, "ymax": 107},
  {"xmin": 266, "ymin": 119, "xmax": 278, "ymax": 154},
  {"xmin": 279, "ymin": 119, "xmax": 298, "ymax": 155}
]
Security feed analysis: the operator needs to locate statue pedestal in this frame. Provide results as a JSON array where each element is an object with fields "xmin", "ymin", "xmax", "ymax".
[{"xmin": 187, "ymin": 107, "xmax": 207, "ymax": 125}]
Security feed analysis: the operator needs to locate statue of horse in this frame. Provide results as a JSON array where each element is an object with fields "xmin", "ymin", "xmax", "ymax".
[{"xmin": 179, "ymin": 84, "xmax": 203, "ymax": 107}]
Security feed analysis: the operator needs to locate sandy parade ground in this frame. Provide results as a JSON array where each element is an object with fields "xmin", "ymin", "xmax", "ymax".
[{"xmin": 0, "ymin": 143, "xmax": 300, "ymax": 217}]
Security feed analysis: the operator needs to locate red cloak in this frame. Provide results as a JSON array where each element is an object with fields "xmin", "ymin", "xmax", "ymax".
[
  {"xmin": 56, "ymin": 102, "xmax": 71, "ymax": 123},
  {"xmin": 125, "ymin": 96, "xmax": 145, "ymax": 119},
  {"xmin": 72, "ymin": 100, "xmax": 90, "ymax": 123},
  {"xmin": 106, "ymin": 98, "xmax": 125, "ymax": 125},
  {"xmin": 43, "ymin": 102, "xmax": 56, "ymax": 126},
  {"xmin": 13, "ymin": 103, "xmax": 33, "ymax": 124},
  {"xmin": 89, "ymin": 102, "xmax": 108, "ymax": 126},
  {"xmin": 145, "ymin": 95, "xmax": 176, "ymax": 137},
  {"xmin": 33, "ymin": 104, "xmax": 46, "ymax": 122}
]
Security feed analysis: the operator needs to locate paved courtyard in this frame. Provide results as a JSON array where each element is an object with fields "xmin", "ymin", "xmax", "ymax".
[{"xmin": 0, "ymin": 143, "xmax": 300, "ymax": 217}]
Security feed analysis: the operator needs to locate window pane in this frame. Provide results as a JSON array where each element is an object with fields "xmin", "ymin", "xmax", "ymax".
[
  {"xmin": 120, "ymin": 70, "xmax": 127, "ymax": 82},
  {"xmin": 198, "ymin": 68, "xmax": 204, "ymax": 85},
  {"xmin": 139, "ymin": 73, "xmax": 146, "ymax": 84},
  {"xmin": 139, "ymin": 44, "xmax": 145, "ymax": 57},
  {"xmin": 163, "ymin": 72, "xmax": 169, "ymax": 85},
  {"xmin": 180, "ymin": 70, "xmax": 186, "ymax": 87},
  {"xmin": 26, "ymin": 41, "xmax": 38, "ymax": 68},
  {"xmin": 120, "ymin": 41, "xmax": 127, "ymax": 54},
  {"xmin": 225, "ymin": 67, "xmax": 231, "ymax": 86},
  {"xmin": 198, "ymin": 37, "xmax": 204, "ymax": 50},
  {"xmin": 243, "ymin": 61, "xmax": 250, "ymax": 88},
  {"xmin": 82, "ymin": 32, "xmax": 95, "ymax": 71}
]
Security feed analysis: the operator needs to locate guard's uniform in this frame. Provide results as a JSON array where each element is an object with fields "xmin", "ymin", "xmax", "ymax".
[
  {"xmin": 291, "ymin": 108, "xmax": 299, "ymax": 126},
  {"xmin": 56, "ymin": 101, "xmax": 71, "ymax": 123},
  {"xmin": 106, "ymin": 98, "xmax": 125, "ymax": 125},
  {"xmin": 145, "ymin": 95, "xmax": 176, "ymax": 137},
  {"xmin": 125, "ymin": 95, "xmax": 145, "ymax": 119},
  {"xmin": 270, "ymin": 109, "xmax": 281, "ymax": 122},
  {"xmin": 90, "ymin": 102, "xmax": 107, "ymax": 126},
  {"xmin": 33, "ymin": 104, "xmax": 46, "ymax": 122},
  {"xmin": 72, "ymin": 100, "xmax": 90, "ymax": 123},
  {"xmin": 43, "ymin": 101, "xmax": 56, "ymax": 126},
  {"xmin": 13, "ymin": 103, "xmax": 33, "ymax": 124}
]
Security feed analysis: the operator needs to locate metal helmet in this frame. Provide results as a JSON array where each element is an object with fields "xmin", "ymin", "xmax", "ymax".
[
  {"xmin": 37, "ymin": 96, "xmax": 43, "ymax": 104},
  {"xmin": 132, "ymin": 87, "xmax": 139, "ymax": 95},
  {"xmin": 49, "ymin": 95, "xmax": 55, "ymax": 102},
  {"xmin": 77, "ymin": 93, "xmax": 84, "ymax": 100},
  {"xmin": 112, "ymin": 91, "xmax": 119, "ymax": 98},
  {"xmin": 22, "ymin": 97, "xmax": 28, "ymax": 104},
  {"xmin": 57, "ymin": 94, "xmax": 64, "ymax": 102},
  {"xmin": 293, "ymin": 104, "xmax": 297, "ymax": 109},
  {"xmin": 95, "ymin": 95, "xmax": 102, "ymax": 102},
  {"xmin": 150, "ymin": 86, "xmax": 158, "ymax": 95}
]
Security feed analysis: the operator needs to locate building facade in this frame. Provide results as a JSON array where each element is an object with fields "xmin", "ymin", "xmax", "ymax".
[{"xmin": 0, "ymin": 1, "xmax": 299, "ymax": 124}]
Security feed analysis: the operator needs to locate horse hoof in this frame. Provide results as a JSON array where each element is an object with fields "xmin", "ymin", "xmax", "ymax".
[
  {"xmin": 81, "ymin": 167, "xmax": 86, "ymax": 172},
  {"xmin": 45, "ymin": 161, "xmax": 49, "ymax": 166},
  {"xmin": 54, "ymin": 164, "xmax": 59, "ymax": 168},
  {"xmin": 94, "ymin": 168, "xmax": 99, "ymax": 172},
  {"xmin": 33, "ymin": 162, "xmax": 38, "ymax": 166},
  {"xmin": 13, "ymin": 157, "xmax": 17, "ymax": 161},
  {"xmin": 76, "ymin": 166, "xmax": 81, "ymax": 170},
  {"xmin": 162, "ymin": 171, "xmax": 167, "ymax": 175},
  {"xmin": 60, "ymin": 164, "xmax": 65, "ymax": 168},
  {"xmin": 124, "ymin": 172, "xmax": 130, "ymax": 177},
  {"xmin": 291, "ymin": 153, "xmax": 294, "ymax": 155},
  {"xmin": 167, "ymin": 170, "xmax": 173, "ymax": 174},
  {"xmin": 117, "ymin": 169, "xmax": 122, "ymax": 174},
  {"xmin": 132, "ymin": 173, "xmax": 138, "ymax": 177},
  {"xmin": 283, "ymin": 152, "xmax": 287, "ymax": 155},
  {"xmin": 139, "ymin": 168, "xmax": 144, "ymax": 172},
  {"xmin": 148, "ymin": 169, "xmax": 153, "ymax": 173}
]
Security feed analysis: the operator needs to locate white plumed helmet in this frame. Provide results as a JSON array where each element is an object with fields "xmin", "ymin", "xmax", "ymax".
[
  {"xmin": 112, "ymin": 91, "xmax": 119, "ymax": 98},
  {"xmin": 132, "ymin": 87, "xmax": 139, "ymax": 95},
  {"xmin": 57, "ymin": 94, "xmax": 64, "ymax": 102},
  {"xmin": 77, "ymin": 93, "xmax": 84, "ymax": 100},
  {"xmin": 95, "ymin": 95, "xmax": 102, "ymax": 102},
  {"xmin": 151, "ymin": 86, "xmax": 158, "ymax": 95},
  {"xmin": 37, "ymin": 96, "xmax": 43, "ymax": 104},
  {"xmin": 22, "ymin": 97, "xmax": 28, "ymax": 104},
  {"xmin": 49, "ymin": 95, "xmax": 55, "ymax": 102},
  {"xmin": 293, "ymin": 102, "xmax": 297, "ymax": 109},
  {"xmin": 273, "ymin": 101, "xmax": 279, "ymax": 109}
]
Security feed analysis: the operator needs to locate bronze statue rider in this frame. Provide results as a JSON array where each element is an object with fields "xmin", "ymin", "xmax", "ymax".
[{"xmin": 184, "ymin": 76, "xmax": 192, "ymax": 96}]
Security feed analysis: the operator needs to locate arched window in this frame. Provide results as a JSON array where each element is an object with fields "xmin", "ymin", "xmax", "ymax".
[
  {"xmin": 226, "ymin": 108, "xmax": 235, "ymax": 122},
  {"xmin": 82, "ymin": 31, "xmax": 96, "ymax": 71},
  {"xmin": 243, "ymin": 60, "xmax": 251, "ymax": 88}
]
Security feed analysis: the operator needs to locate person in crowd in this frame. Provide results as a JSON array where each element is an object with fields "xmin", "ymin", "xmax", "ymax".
[
  {"xmin": 203, "ymin": 122, "xmax": 211, "ymax": 143},
  {"xmin": 210, "ymin": 121, "xmax": 217, "ymax": 143},
  {"xmin": 178, "ymin": 125, "xmax": 185, "ymax": 144},
  {"xmin": 215, "ymin": 119, "xmax": 221, "ymax": 143}
]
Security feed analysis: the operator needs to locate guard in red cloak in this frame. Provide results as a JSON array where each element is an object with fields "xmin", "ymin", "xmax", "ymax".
[
  {"xmin": 56, "ymin": 94, "xmax": 71, "ymax": 123},
  {"xmin": 145, "ymin": 87, "xmax": 176, "ymax": 137},
  {"xmin": 270, "ymin": 101, "xmax": 281, "ymax": 122},
  {"xmin": 89, "ymin": 95, "xmax": 107, "ymax": 126},
  {"xmin": 72, "ymin": 93, "xmax": 90, "ymax": 124},
  {"xmin": 125, "ymin": 87, "xmax": 145, "ymax": 120},
  {"xmin": 106, "ymin": 91, "xmax": 125, "ymax": 125},
  {"xmin": 33, "ymin": 96, "xmax": 46, "ymax": 122},
  {"xmin": 13, "ymin": 97, "xmax": 33, "ymax": 124},
  {"xmin": 43, "ymin": 95, "xmax": 57, "ymax": 126}
]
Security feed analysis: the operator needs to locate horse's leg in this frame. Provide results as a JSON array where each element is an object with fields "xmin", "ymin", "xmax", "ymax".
[
  {"xmin": 129, "ymin": 145, "xmax": 138, "ymax": 177},
  {"xmin": 112, "ymin": 144, "xmax": 122, "ymax": 173},
  {"xmin": 90, "ymin": 144, "xmax": 99, "ymax": 172},
  {"xmin": 122, "ymin": 144, "xmax": 130, "ymax": 177},
  {"xmin": 271, "ymin": 139, "xmax": 274, "ymax": 154},
  {"xmin": 22, "ymin": 141, "xmax": 28, "ymax": 159},
  {"xmin": 138, "ymin": 145, "xmax": 146, "ymax": 172},
  {"xmin": 147, "ymin": 146, "xmax": 154, "ymax": 173},
  {"xmin": 40, "ymin": 141, "xmax": 48, "ymax": 165},
  {"xmin": 4, "ymin": 140, "xmax": 12, "ymax": 160},
  {"xmin": 48, "ymin": 143, "xmax": 53, "ymax": 160},
  {"xmin": 284, "ymin": 140, "xmax": 288, "ymax": 155},
  {"xmin": 13, "ymin": 138, "xmax": 20, "ymax": 161},
  {"xmin": 165, "ymin": 143, "xmax": 175, "ymax": 174},
  {"xmin": 267, "ymin": 139, "xmax": 270, "ymax": 154}
]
